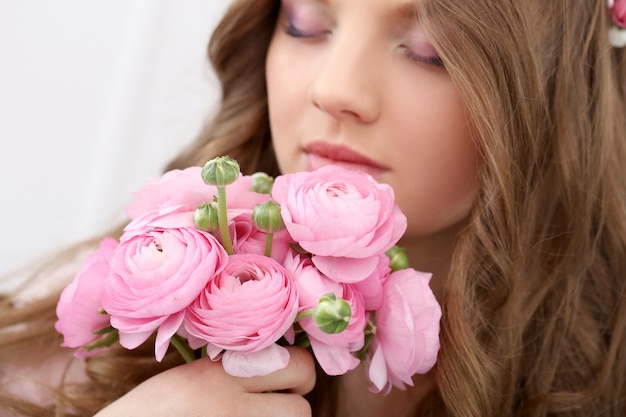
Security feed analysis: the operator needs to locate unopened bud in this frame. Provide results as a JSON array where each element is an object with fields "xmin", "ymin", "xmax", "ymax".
[
  {"xmin": 201, "ymin": 156, "xmax": 240, "ymax": 187},
  {"xmin": 252, "ymin": 201, "xmax": 285, "ymax": 233},
  {"xmin": 194, "ymin": 202, "xmax": 219, "ymax": 231},
  {"xmin": 386, "ymin": 245, "xmax": 410, "ymax": 271},
  {"xmin": 313, "ymin": 293, "xmax": 351, "ymax": 334},
  {"xmin": 250, "ymin": 172, "xmax": 275, "ymax": 194}
]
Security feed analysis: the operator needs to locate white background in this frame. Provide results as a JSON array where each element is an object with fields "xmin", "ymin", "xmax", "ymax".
[{"xmin": 0, "ymin": 1, "xmax": 232, "ymax": 288}]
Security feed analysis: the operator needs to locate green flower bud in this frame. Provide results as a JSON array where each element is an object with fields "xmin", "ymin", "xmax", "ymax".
[
  {"xmin": 194, "ymin": 202, "xmax": 219, "ymax": 231},
  {"xmin": 252, "ymin": 201, "xmax": 285, "ymax": 234},
  {"xmin": 250, "ymin": 172, "xmax": 275, "ymax": 194},
  {"xmin": 313, "ymin": 293, "xmax": 351, "ymax": 334},
  {"xmin": 386, "ymin": 245, "xmax": 410, "ymax": 271},
  {"xmin": 201, "ymin": 156, "xmax": 240, "ymax": 187}
]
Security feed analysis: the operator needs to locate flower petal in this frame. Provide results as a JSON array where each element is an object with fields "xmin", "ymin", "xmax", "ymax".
[
  {"xmin": 312, "ymin": 255, "xmax": 379, "ymax": 283},
  {"xmin": 154, "ymin": 311, "xmax": 185, "ymax": 361},
  {"xmin": 367, "ymin": 339, "xmax": 390, "ymax": 394},
  {"xmin": 309, "ymin": 337, "xmax": 360, "ymax": 376},
  {"xmin": 222, "ymin": 344, "xmax": 290, "ymax": 377}
]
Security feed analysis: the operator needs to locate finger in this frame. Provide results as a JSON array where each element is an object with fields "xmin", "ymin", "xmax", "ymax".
[
  {"xmin": 238, "ymin": 392, "xmax": 312, "ymax": 417},
  {"xmin": 235, "ymin": 346, "xmax": 316, "ymax": 395}
]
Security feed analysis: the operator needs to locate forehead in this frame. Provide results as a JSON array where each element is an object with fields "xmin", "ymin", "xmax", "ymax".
[
  {"xmin": 283, "ymin": 0, "xmax": 417, "ymax": 10},
  {"xmin": 279, "ymin": 0, "xmax": 421, "ymax": 23}
]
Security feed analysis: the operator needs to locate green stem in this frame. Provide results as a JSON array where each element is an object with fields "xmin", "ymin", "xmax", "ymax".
[
  {"xmin": 85, "ymin": 330, "xmax": 119, "ymax": 352},
  {"xmin": 171, "ymin": 335, "xmax": 196, "ymax": 363},
  {"xmin": 217, "ymin": 186, "xmax": 233, "ymax": 254},
  {"xmin": 295, "ymin": 309, "xmax": 314, "ymax": 322},
  {"xmin": 294, "ymin": 333, "xmax": 311, "ymax": 349},
  {"xmin": 264, "ymin": 233, "xmax": 273, "ymax": 257}
]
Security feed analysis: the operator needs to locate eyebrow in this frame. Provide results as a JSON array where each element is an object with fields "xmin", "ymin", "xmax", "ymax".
[{"xmin": 394, "ymin": 3, "xmax": 420, "ymax": 23}]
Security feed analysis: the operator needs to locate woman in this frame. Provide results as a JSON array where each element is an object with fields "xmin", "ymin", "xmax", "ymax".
[{"xmin": 2, "ymin": 0, "xmax": 625, "ymax": 416}]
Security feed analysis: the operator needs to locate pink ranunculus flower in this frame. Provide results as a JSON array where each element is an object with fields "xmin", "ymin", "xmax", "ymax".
[
  {"xmin": 184, "ymin": 253, "xmax": 299, "ymax": 377},
  {"xmin": 272, "ymin": 165, "xmax": 407, "ymax": 283},
  {"xmin": 123, "ymin": 171, "xmax": 271, "ymax": 243},
  {"xmin": 228, "ymin": 210, "xmax": 292, "ymax": 261},
  {"xmin": 125, "ymin": 167, "xmax": 212, "ymax": 220},
  {"xmin": 55, "ymin": 237, "xmax": 118, "ymax": 357},
  {"xmin": 366, "ymin": 268, "xmax": 441, "ymax": 394},
  {"xmin": 102, "ymin": 226, "xmax": 228, "ymax": 361},
  {"xmin": 611, "ymin": 0, "xmax": 626, "ymax": 28},
  {"xmin": 282, "ymin": 251, "xmax": 366, "ymax": 375},
  {"xmin": 352, "ymin": 254, "xmax": 391, "ymax": 311},
  {"xmin": 126, "ymin": 167, "xmax": 269, "ymax": 221},
  {"xmin": 226, "ymin": 175, "xmax": 274, "ymax": 209}
]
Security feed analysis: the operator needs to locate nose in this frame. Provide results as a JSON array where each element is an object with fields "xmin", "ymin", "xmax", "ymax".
[{"xmin": 308, "ymin": 31, "xmax": 381, "ymax": 124}]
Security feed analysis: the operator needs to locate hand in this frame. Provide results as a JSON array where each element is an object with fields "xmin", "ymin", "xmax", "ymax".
[{"xmin": 94, "ymin": 346, "xmax": 316, "ymax": 417}]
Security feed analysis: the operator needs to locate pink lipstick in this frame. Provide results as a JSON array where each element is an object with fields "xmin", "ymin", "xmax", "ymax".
[{"xmin": 304, "ymin": 142, "xmax": 388, "ymax": 176}]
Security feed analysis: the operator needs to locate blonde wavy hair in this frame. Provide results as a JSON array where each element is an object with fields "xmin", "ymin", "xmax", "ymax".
[{"xmin": 1, "ymin": 0, "xmax": 625, "ymax": 416}]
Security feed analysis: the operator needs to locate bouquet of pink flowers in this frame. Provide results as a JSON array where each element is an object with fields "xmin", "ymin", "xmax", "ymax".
[{"xmin": 55, "ymin": 156, "xmax": 441, "ymax": 394}]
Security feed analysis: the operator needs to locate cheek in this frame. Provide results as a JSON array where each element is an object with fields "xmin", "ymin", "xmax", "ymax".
[
  {"xmin": 400, "ymin": 154, "xmax": 477, "ymax": 238},
  {"xmin": 391, "ymin": 91, "xmax": 478, "ymax": 237},
  {"xmin": 266, "ymin": 40, "xmax": 297, "ymax": 172}
]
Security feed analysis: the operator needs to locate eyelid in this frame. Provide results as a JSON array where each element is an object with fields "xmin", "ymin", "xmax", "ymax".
[
  {"xmin": 280, "ymin": 2, "xmax": 324, "ymax": 33},
  {"xmin": 281, "ymin": 0, "xmax": 334, "ymax": 38},
  {"xmin": 403, "ymin": 48, "xmax": 445, "ymax": 67},
  {"xmin": 400, "ymin": 26, "xmax": 444, "ymax": 67},
  {"xmin": 283, "ymin": 19, "xmax": 327, "ymax": 38}
]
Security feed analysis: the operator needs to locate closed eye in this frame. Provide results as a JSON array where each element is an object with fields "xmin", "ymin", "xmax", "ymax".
[
  {"xmin": 283, "ymin": 21, "xmax": 329, "ymax": 39},
  {"xmin": 402, "ymin": 46, "xmax": 445, "ymax": 68},
  {"xmin": 280, "ymin": 0, "xmax": 333, "ymax": 40}
]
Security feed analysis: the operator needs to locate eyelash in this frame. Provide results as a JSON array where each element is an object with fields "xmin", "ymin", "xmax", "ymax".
[
  {"xmin": 402, "ymin": 46, "xmax": 445, "ymax": 68},
  {"xmin": 283, "ymin": 20, "xmax": 445, "ymax": 68},
  {"xmin": 283, "ymin": 23, "xmax": 328, "ymax": 39}
]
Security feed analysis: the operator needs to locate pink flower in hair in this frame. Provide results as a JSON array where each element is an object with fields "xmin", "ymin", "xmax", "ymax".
[
  {"xmin": 610, "ymin": 0, "xmax": 626, "ymax": 28},
  {"xmin": 609, "ymin": 0, "xmax": 626, "ymax": 47}
]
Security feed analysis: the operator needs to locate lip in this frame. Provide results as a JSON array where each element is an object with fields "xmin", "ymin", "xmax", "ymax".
[{"xmin": 303, "ymin": 141, "xmax": 388, "ymax": 175}]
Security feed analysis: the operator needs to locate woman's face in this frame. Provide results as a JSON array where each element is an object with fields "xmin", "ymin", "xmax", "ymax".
[{"xmin": 266, "ymin": 0, "xmax": 478, "ymax": 250}]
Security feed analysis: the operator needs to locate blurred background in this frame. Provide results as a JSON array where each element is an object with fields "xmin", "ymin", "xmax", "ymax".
[{"xmin": 0, "ymin": 1, "xmax": 232, "ymax": 289}]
